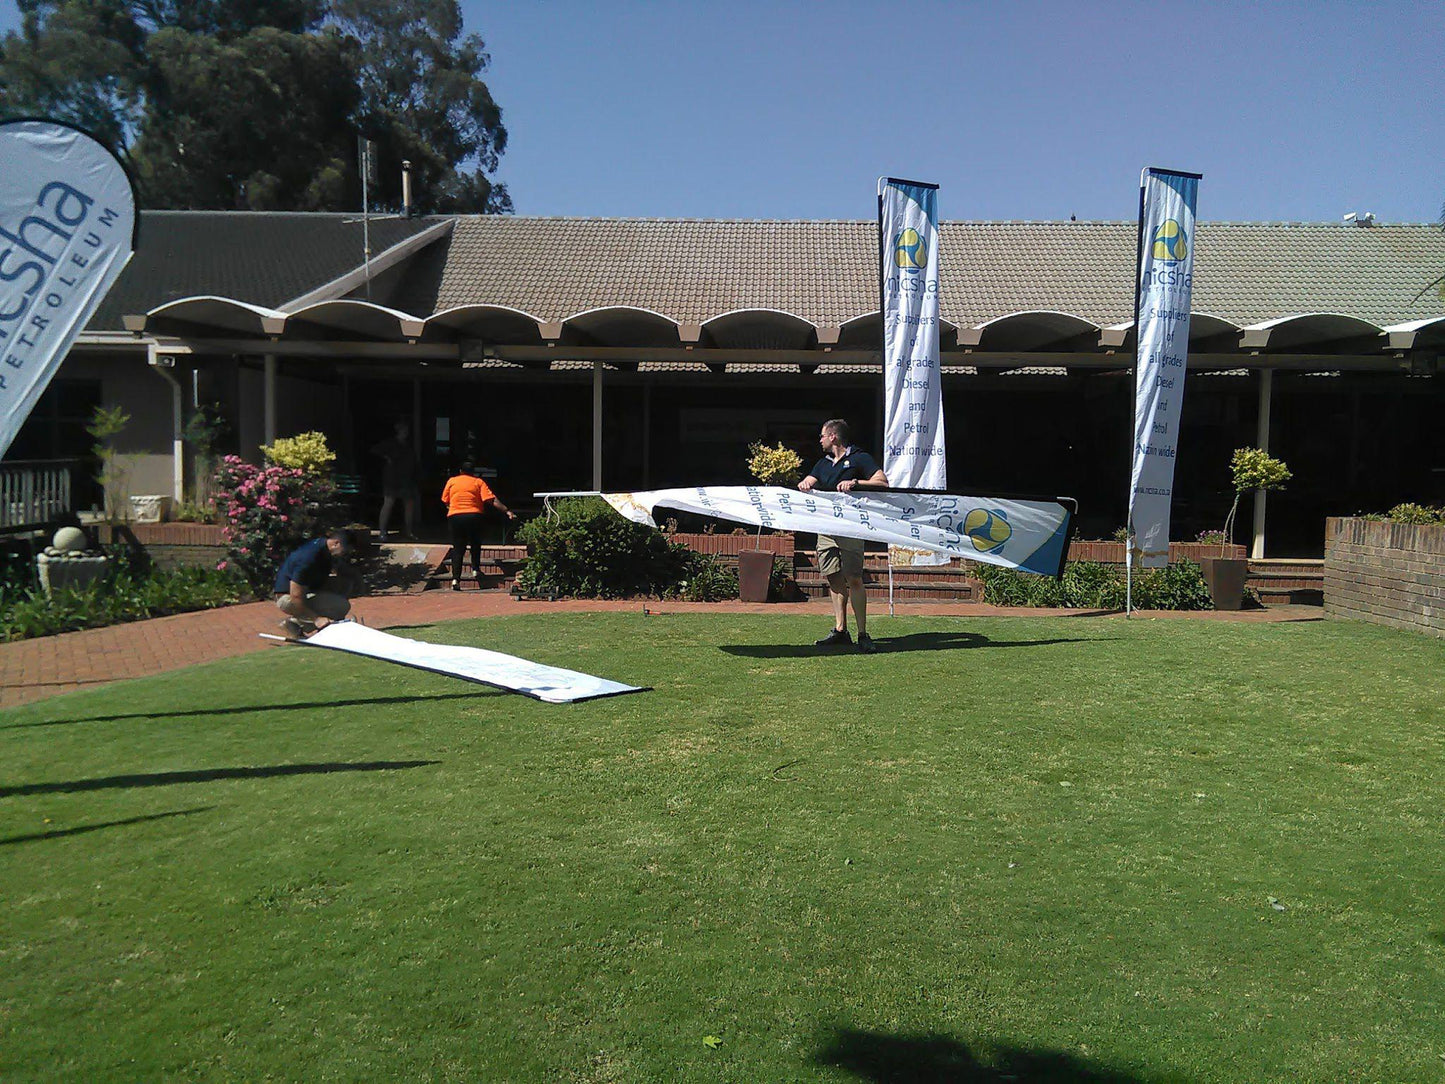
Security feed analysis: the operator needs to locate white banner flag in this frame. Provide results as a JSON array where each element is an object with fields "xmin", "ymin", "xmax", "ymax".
[
  {"xmin": 283, "ymin": 622, "xmax": 647, "ymax": 704},
  {"xmin": 1129, "ymin": 167, "xmax": 1200, "ymax": 568},
  {"xmin": 878, "ymin": 177, "xmax": 945, "ymax": 489},
  {"xmin": 0, "ymin": 120, "xmax": 136, "ymax": 460},
  {"xmin": 605, "ymin": 486, "xmax": 1074, "ymax": 577}
]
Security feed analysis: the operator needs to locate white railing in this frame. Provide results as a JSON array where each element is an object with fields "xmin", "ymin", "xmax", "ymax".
[{"xmin": 0, "ymin": 459, "xmax": 76, "ymax": 529}]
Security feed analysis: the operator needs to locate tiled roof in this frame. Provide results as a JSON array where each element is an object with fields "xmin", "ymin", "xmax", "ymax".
[
  {"xmin": 410, "ymin": 217, "xmax": 1445, "ymax": 328},
  {"xmin": 89, "ymin": 211, "xmax": 447, "ymax": 330}
]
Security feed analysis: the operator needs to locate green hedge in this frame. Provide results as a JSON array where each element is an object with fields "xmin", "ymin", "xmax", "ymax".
[
  {"xmin": 515, "ymin": 497, "xmax": 729, "ymax": 600},
  {"xmin": 973, "ymin": 559, "xmax": 1213, "ymax": 610},
  {"xmin": 1362, "ymin": 503, "xmax": 1445, "ymax": 525},
  {"xmin": 0, "ymin": 561, "xmax": 250, "ymax": 642}
]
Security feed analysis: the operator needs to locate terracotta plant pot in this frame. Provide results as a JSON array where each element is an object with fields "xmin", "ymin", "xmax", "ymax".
[
  {"xmin": 737, "ymin": 549, "xmax": 775, "ymax": 603},
  {"xmin": 1200, "ymin": 556, "xmax": 1249, "ymax": 611}
]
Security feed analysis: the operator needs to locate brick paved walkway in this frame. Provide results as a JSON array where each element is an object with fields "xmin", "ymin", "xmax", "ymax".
[{"xmin": 0, "ymin": 592, "xmax": 1322, "ymax": 711}]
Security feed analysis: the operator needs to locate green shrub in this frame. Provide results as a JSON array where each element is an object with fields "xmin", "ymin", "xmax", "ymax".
[
  {"xmin": 261, "ymin": 431, "xmax": 337, "ymax": 475},
  {"xmin": 1130, "ymin": 559, "xmax": 1214, "ymax": 610},
  {"xmin": 1385, "ymin": 502, "xmax": 1445, "ymax": 525},
  {"xmin": 516, "ymin": 497, "xmax": 695, "ymax": 599},
  {"xmin": 974, "ymin": 559, "xmax": 1212, "ymax": 611},
  {"xmin": 0, "ymin": 564, "xmax": 249, "ymax": 642},
  {"xmin": 674, "ymin": 553, "xmax": 738, "ymax": 602}
]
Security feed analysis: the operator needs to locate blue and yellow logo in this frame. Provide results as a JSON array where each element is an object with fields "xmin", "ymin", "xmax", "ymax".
[
  {"xmin": 963, "ymin": 507, "xmax": 1011, "ymax": 553},
  {"xmin": 1151, "ymin": 219, "xmax": 1188, "ymax": 263},
  {"xmin": 894, "ymin": 227, "xmax": 927, "ymax": 273}
]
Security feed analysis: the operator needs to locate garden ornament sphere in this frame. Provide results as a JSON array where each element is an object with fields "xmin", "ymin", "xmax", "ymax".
[{"xmin": 52, "ymin": 526, "xmax": 88, "ymax": 553}]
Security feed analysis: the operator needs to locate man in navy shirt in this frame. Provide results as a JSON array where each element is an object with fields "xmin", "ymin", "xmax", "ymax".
[
  {"xmin": 274, "ymin": 530, "xmax": 353, "ymax": 638},
  {"xmin": 798, "ymin": 418, "xmax": 889, "ymax": 653}
]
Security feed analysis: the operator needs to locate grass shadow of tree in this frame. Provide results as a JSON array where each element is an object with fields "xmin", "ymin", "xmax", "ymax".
[
  {"xmin": 813, "ymin": 1027, "xmax": 1173, "ymax": 1084},
  {"xmin": 0, "ymin": 760, "xmax": 439, "ymax": 798},
  {"xmin": 720, "ymin": 632, "xmax": 1107, "ymax": 659},
  {"xmin": 3, "ymin": 692, "xmax": 502, "ymax": 730},
  {"xmin": 0, "ymin": 806, "xmax": 214, "ymax": 847}
]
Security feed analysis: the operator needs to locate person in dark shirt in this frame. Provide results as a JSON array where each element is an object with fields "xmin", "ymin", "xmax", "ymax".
[
  {"xmin": 797, "ymin": 418, "xmax": 889, "ymax": 653},
  {"xmin": 273, "ymin": 530, "xmax": 353, "ymax": 639},
  {"xmin": 372, "ymin": 420, "xmax": 420, "ymax": 541}
]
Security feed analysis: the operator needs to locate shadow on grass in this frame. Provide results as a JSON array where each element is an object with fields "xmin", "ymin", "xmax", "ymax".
[
  {"xmin": 3, "ymin": 691, "xmax": 502, "ymax": 730},
  {"xmin": 813, "ymin": 1027, "xmax": 1166, "ymax": 1083},
  {"xmin": 0, "ymin": 760, "xmax": 439, "ymax": 799},
  {"xmin": 720, "ymin": 631, "xmax": 1104, "ymax": 658},
  {"xmin": 0, "ymin": 806, "xmax": 214, "ymax": 847}
]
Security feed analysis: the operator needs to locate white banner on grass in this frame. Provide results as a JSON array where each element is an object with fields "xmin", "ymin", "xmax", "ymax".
[
  {"xmin": 292, "ymin": 622, "xmax": 646, "ymax": 704},
  {"xmin": 605, "ymin": 486, "xmax": 1073, "ymax": 577},
  {"xmin": 1129, "ymin": 167, "xmax": 1200, "ymax": 567},
  {"xmin": 0, "ymin": 120, "xmax": 136, "ymax": 460},
  {"xmin": 878, "ymin": 177, "xmax": 945, "ymax": 489}
]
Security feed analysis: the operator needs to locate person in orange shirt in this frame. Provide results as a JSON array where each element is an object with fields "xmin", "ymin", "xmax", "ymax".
[{"xmin": 440, "ymin": 461, "xmax": 516, "ymax": 590}]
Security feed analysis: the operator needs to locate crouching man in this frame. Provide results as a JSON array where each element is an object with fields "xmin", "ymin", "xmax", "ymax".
[{"xmin": 275, "ymin": 529, "xmax": 354, "ymax": 639}]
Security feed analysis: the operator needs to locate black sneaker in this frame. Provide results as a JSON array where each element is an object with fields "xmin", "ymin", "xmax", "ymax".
[
  {"xmin": 814, "ymin": 628, "xmax": 853, "ymax": 647},
  {"xmin": 856, "ymin": 633, "xmax": 878, "ymax": 654}
]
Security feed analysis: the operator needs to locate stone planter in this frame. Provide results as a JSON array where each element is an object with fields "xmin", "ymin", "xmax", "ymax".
[
  {"xmin": 36, "ymin": 551, "xmax": 109, "ymax": 594},
  {"xmin": 736, "ymin": 549, "xmax": 775, "ymax": 603},
  {"xmin": 1199, "ymin": 556, "xmax": 1249, "ymax": 611},
  {"xmin": 129, "ymin": 494, "xmax": 172, "ymax": 523}
]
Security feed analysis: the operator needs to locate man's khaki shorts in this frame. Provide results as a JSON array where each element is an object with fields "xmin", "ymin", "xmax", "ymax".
[{"xmin": 816, "ymin": 534, "xmax": 865, "ymax": 579}]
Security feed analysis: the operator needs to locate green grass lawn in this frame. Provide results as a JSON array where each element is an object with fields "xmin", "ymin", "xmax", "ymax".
[{"xmin": 2, "ymin": 612, "xmax": 1443, "ymax": 1082}]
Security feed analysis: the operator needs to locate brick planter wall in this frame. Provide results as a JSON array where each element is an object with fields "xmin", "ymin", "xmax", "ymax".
[
  {"xmin": 1324, "ymin": 517, "xmax": 1444, "ymax": 637},
  {"xmin": 1067, "ymin": 541, "xmax": 1247, "ymax": 564},
  {"xmin": 98, "ymin": 522, "xmax": 228, "ymax": 571},
  {"xmin": 668, "ymin": 532, "xmax": 795, "ymax": 564}
]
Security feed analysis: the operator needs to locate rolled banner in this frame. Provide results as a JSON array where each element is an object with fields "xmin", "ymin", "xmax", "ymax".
[
  {"xmin": 1128, "ymin": 167, "xmax": 1200, "ymax": 568},
  {"xmin": 0, "ymin": 120, "xmax": 137, "ymax": 460},
  {"xmin": 605, "ymin": 486, "xmax": 1075, "ymax": 578}
]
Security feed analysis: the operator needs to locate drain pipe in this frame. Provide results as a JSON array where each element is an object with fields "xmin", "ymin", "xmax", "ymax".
[{"xmin": 147, "ymin": 343, "xmax": 185, "ymax": 505}]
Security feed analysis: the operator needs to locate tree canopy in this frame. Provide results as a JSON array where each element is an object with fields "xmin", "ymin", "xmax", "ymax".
[{"xmin": 0, "ymin": 0, "xmax": 510, "ymax": 214}]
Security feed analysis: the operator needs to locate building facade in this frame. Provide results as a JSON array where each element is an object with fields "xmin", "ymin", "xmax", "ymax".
[{"xmin": 15, "ymin": 212, "xmax": 1444, "ymax": 556}]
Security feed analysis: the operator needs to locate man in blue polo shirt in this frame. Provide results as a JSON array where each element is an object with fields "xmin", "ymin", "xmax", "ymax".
[
  {"xmin": 798, "ymin": 418, "xmax": 889, "ymax": 653},
  {"xmin": 274, "ymin": 530, "xmax": 353, "ymax": 639}
]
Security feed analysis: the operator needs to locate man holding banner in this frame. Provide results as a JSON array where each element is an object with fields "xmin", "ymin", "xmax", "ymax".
[{"xmin": 798, "ymin": 418, "xmax": 888, "ymax": 653}]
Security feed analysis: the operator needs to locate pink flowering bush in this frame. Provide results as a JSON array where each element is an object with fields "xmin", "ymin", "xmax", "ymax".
[{"xmin": 214, "ymin": 455, "xmax": 336, "ymax": 594}]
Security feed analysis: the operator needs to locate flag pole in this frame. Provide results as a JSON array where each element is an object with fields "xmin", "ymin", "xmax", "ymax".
[
  {"xmin": 1126, "ymin": 172, "xmax": 1147, "ymax": 617},
  {"xmin": 877, "ymin": 179, "xmax": 896, "ymax": 618}
]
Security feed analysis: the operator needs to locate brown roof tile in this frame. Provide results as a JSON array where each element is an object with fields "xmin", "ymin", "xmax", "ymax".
[{"xmin": 413, "ymin": 217, "xmax": 1445, "ymax": 329}]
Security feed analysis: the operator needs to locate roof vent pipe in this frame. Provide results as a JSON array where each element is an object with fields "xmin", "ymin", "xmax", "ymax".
[{"xmin": 402, "ymin": 160, "xmax": 413, "ymax": 217}]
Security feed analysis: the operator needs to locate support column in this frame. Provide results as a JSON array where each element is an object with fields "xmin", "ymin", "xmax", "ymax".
[
  {"xmin": 592, "ymin": 361, "xmax": 604, "ymax": 491},
  {"xmin": 412, "ymin": 378, "xmax": 422, "ymax": 467},
  {"xmin": 147, "ymin": 343, "xmax": 185, "ymax": 504},
  {"xmin": 642, "ymin": 382, "xmax": 652, "ymax": 489},
  {"xmin": 1251, "ymin": 368, "xmax": 1273, "ymax": 559},
  {"xmin": 263, "ymin": 354, "xmax": 277, "ymax": 449}
]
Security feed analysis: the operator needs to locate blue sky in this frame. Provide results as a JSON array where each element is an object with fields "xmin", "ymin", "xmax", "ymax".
[{"xmin": 4, "ymin": 1, "xmax": 1442, "ymax": 223}]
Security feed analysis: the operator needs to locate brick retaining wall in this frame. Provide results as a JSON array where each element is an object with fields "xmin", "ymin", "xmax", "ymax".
[
  {"xmin": 1324, "ymin": 517, "xmax": 1444, "ymax": 637},
  {"xmin": 98, "ymin": 522, "xmax": 228, "ymax": 572}
]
